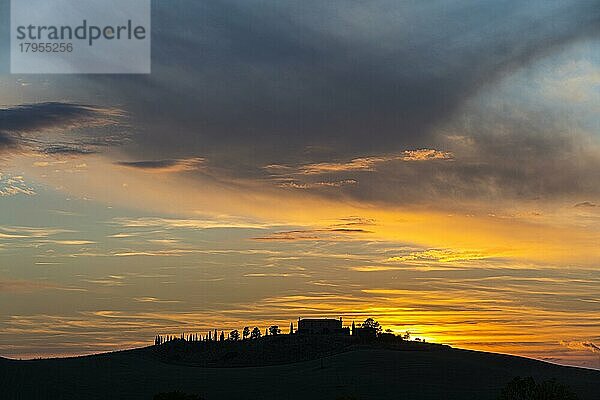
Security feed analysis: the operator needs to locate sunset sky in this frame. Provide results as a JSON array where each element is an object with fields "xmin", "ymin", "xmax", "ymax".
[{"xmin": 0, "ymin": 1, "xmax": 599, "ymax": 369}]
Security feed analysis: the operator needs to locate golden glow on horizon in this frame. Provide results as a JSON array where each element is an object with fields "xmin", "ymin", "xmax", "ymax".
[{"xmin": 1, "ymin": 152, "xmax": 599, "ymax": 369}]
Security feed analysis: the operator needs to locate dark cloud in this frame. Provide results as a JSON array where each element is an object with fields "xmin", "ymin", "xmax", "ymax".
[
  {"xmin": 0, "ymin": 132, "xmax": 17, "ymax": 150},
  {"xmin": 116, "ymin": 160, "xmax": 185, "ymax": 169},
  {"xmin": 115, "ymin": 158, "xmax": 204, "ymax": 173},
  {"xmin": 8, "ymin": 2, "xmax": 599, "ymax": 207},
  {"xmin": 0, "ymin": 102, "xmax": 120, "ymax": 133},
  {"xmin": 257, "ymin": 91, "xmax": 600, "ymax": 206},
  {"xmin": 84, "ymin": 0, "xmax": 599, "ymax": 167},
  {"xmin": 309, "ymin": 141, "xmax": 598, "ymax": 206},
  {"xmin": 42, "ymin": 146, "xmax": 97, "ymax": 155},
  {"xmin": 0, "ymin": 102, "xmax": 123, "ymax": 156}
]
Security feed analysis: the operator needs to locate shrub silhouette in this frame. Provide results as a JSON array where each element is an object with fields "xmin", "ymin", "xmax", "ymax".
[
  {"xmin": 498, "ymin": 376, "xmax": 578, "ymax": 400},
  {"xmin": 153, "ymin": 391, "xmax": 205, "ymax": 400}
]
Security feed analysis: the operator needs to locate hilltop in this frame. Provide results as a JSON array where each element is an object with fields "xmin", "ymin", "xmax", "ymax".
[
  {"xmin": 1, "ymin": 336, "xmax": 599, "ymax": 400},
  {"xmin": 151, "ymin": 332, "xmax": 445, "ymax": 367}
]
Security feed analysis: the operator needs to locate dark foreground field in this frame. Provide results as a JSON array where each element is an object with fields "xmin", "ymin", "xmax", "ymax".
[{"xmin": 1, "ymin": 338, "xmax": 599, "ymax": 400}]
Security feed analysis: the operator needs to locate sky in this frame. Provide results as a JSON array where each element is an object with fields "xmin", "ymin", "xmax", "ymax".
[{"xmin": 0, "ymin": 0, "xmax": 599, "ymax": 369}]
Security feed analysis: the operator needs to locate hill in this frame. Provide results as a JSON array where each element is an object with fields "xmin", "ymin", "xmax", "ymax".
[{"xmin": 1, "ymin": 337, "xmax": 599, "ymax": 400}]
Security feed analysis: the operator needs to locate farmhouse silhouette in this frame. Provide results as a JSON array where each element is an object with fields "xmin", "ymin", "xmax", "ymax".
[{"xmin": 153, "ymin": 317, "xmax": 409, "ymax": 346}]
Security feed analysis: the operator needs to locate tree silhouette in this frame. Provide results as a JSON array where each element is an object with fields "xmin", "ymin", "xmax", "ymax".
[
  {"xmin": 243, "ymin": 326, "xmax": 250, "ymax": 340},
  {"xmin": 220, "ymin": 331, "xmax": 225, "ymax": 341},
  {"xmin": 289, "ymin": 322, "xmax": 294, "ymax": 334},
  {"xmin": 229, "ymin": 329, "xmax": 240, "ymax": 341},
  {"xmin": 250, "ymin": 327, "xmax": 261, "ymax": 339},
  {"xmin": 361, "ymin": 318, "xmax": 382, "ymax": 333},
  {"xmin": 403, "ymin": 331, "xmax": 411, "ymax": 340},
  {"xmin": 269, "ymin": 325, "xmax": 281, "ymax": 335}
]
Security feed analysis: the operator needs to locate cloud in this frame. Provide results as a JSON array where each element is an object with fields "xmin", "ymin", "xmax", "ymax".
[
  {"xmin": 583, "ymin": 342, "xmax": 600, "ymax": 353},
  {"xmin": 264, "ymin": 149, "xmax": 456, "ymax": 197},
  {"xmin": 0, "ymin": 174, "xmax": 36, "ymax": 197},
  {"xmin": 82, "ymin": 275, "xmax": 126, "ymax": 287},
  {"xmin": 113, "ymin": 249, "xmax": 197, "ymax": 257},
  {"xmin": 334, "ymin": 217, "xmax": 377, "ymax": 227},
  {"xmin": 5, "ymin": 2, "xmax": 598, "ymax": 211},
  {"xmin": 32, "ymin": 160, "xmax": 68, "ymax": 168},
  {"xmin": 0, "ymin": 226, "xmax": 72, "ymax": 238},
  {"xmin": 0, "ymin": 132, "xmax": 17, "ymax": 150},
  {"xmin": 278, "ymin": 179, "xmax": 357, "ymax": 189},
  {"xmin": 0, "ymin": 102, "xmax": 124, "ymax": 156},
  {"xmin": 385, "ymin": 249, "xmax": 494, "ymax": 264},
  {"xmin": 253, "ymin": 228, "xmax": 372, "ymax": 242},
  {"xmin": 0, "ymin": 279, "xmax": 51, "ymax": 292},
  {"xmin": 299, "ymin": 157, "xmax": 386, "ymax": 174},
  {"xmin": 574, "ymin": 201, "xmax": 597, "ymax": 208},
  {"xmin": 43, "ymin": 240, "xmax": 96, "ymax": 246},
  {"xmin": 0, "ymin": 102, "xmax": 121, "ymax": 133},
  {"xmin": 133, "ymin": 297, "xmax": 181, "ymax": 304},
  {"xmin": 244, "ymin": 272, "xmax": 310, "ymax": 278},
  {"xmin": 560, "ymin": 341, "xmax": 600, "ymax": 354},
  {"xmin": 402, "ymin": 149, "xmax": 455, "ymax": 162},
  {"xmin": 350, "ymin": 266, "xmax": 401, "ymax": 272},
  {"xmin": 42, "ymin": 145, "xmax": 97, "ymax": 155},
  {"xmin": 111, "ymin": 216, "xmax": 270, "ymax": 230},
  {"xmin": 115, "ymin": 157, "xmax": 205, "ymax": 173},
  {"xmin": 0, "ymin": 278, "xmax": 83, "ymax": 293},
  {"xmin": 293, "ymin": 149, "xmax": 453, "ymax": 175},
  {"xmin": 261, "ymin": 118, "xmax": 600, "ymax": 207},
  {"xmin": 71, "ymin": 0, "xmax": 599, "ymax": 169}
]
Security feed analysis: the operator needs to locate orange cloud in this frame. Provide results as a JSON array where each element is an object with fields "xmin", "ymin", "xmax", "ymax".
[{"xmin": 297, "ymin": 149, "xmax": 453, "ymax": 175}]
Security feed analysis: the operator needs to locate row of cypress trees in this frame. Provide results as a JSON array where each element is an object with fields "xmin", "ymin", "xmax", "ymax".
[{"xmin": 154, "ymin": 324, "xmax": 289, "ymax": 346}]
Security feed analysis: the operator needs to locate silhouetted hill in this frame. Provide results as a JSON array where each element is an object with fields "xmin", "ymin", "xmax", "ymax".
[
  {"xmin": 1, "ymin": 338, "xmax": 599, "ymax": 400},
  {"xmin": 152, "ymin": 334, "xmax": 444, "ymax": 367}
]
